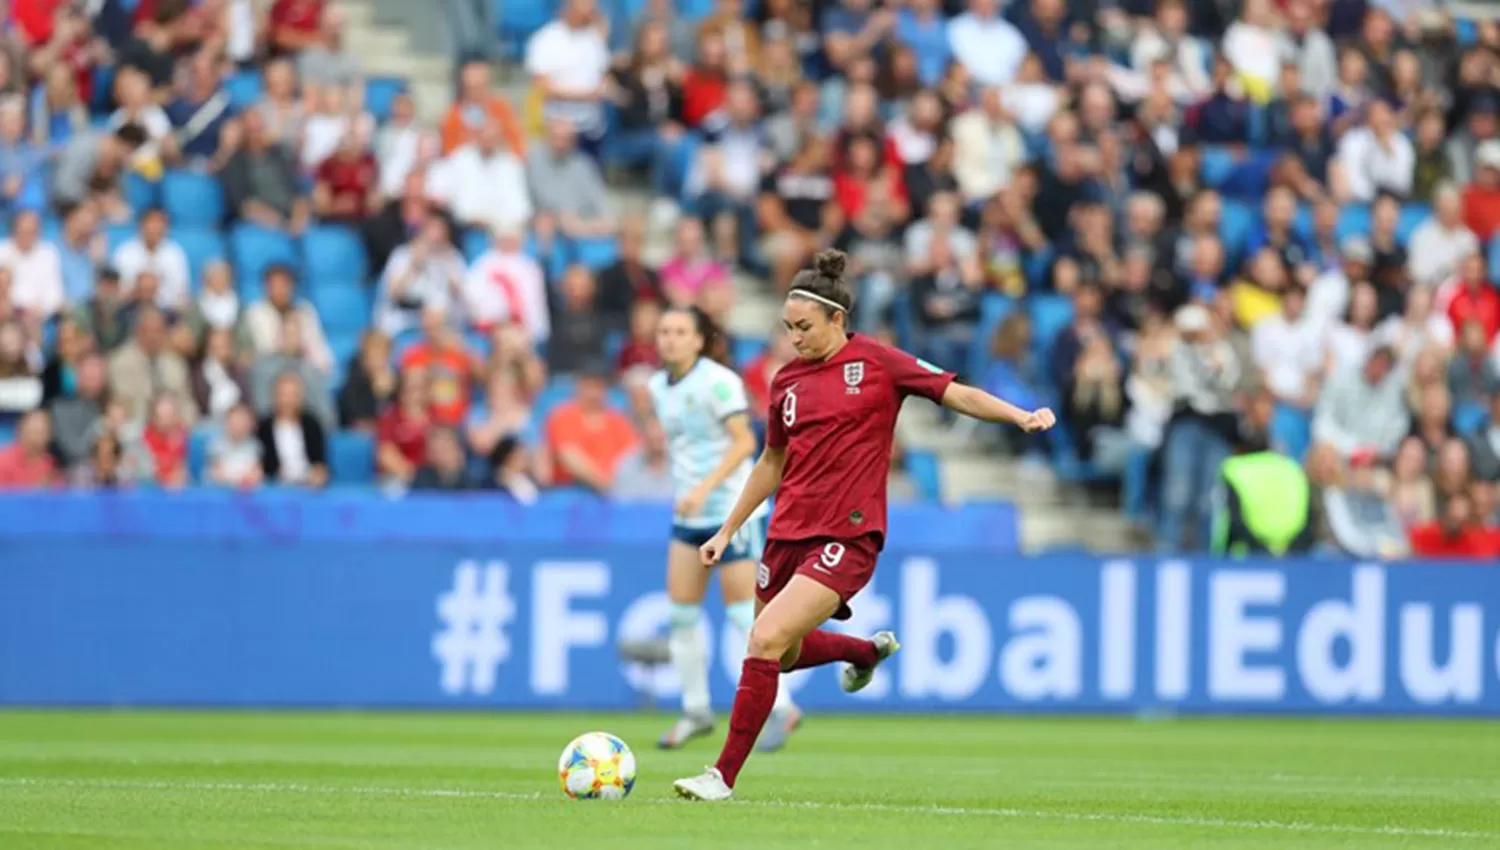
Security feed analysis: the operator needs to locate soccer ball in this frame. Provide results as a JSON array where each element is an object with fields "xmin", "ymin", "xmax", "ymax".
[{"xmin": 558, "ymin": 732, "xmax": 636, "ymax": 800}]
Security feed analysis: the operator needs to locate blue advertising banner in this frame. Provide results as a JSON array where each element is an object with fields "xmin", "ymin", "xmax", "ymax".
[{"xmin": 1, "ymin": 499, "xmax": 1497, "ymax": 713}]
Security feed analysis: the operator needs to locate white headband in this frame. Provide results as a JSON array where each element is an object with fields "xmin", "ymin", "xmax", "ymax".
[{"xmin": 788, "ymin": 288, "xmax": 847, "ymax": 313}]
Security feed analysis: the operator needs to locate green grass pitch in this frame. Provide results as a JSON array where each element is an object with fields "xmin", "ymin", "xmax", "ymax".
[{"xmin": 1, "ymin": 711, "xmax": 1497, "ymax": 849}]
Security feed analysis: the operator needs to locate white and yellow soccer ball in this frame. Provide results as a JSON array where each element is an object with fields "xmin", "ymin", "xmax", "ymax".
[{"xmin": 557, "ymin": 732, "xmax": 637, "ymax": 800}]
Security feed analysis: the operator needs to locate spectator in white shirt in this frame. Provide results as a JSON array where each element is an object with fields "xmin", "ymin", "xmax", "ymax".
[
  {"xmin": 301, "ymin": 85, "xmax": 373, "ymax": 172},
  {"xmin": 947, "ymin": 0, "xmax": 1027, "ymax": 87},
  {"xmin": 240, "ymin": 265, "xmax": 335, "ymax": 375},
  {"xmin": 525, "ymin": 0, "xmax": 611, "ymax": 151},
  {"xmin": 1252, "ymin": 286, "xmax": 1326, "ymax": 409},
  {"xmin": 950, "ymin": 86, "xmax": 1026, "ymax": 206},
  {"xmin": 0, "ymin": 210, "xmax": 64, "ymax": 321},
  {"xmin": 431, "ymin": 121, "xmax": 531, "ymax": 235},
  {"xmin": 1337, "ymin": 99, "xmax": 1415, "ymax": 202},
  {"xmin": 465, "ymin": 225, "xmax": 551, "ymax": 344},
  {"xmin": 374, "ymin": 216, "xmax": 467, "ymax": 338},
  {"xmin": 1222, "ymin": 0, "xmax": 1282, "ymax": 102},
  {"xmin": 111, "ymin": 208, "xmax": 191, "ymax": 312},
  {"xmin": 1131, "ymin": 0, "xmax": 1212, "ymax": 103},
  {"xmin": 1407, "ymin": 183, "xmax": 1480, "ymax": 289},
  {"xmin": 374, "ymin": 92, "xmax": 427, "ymax": 200},
  {"xmin": 109, "ymin": 66, "xmax": 176, "ymax": 173}
]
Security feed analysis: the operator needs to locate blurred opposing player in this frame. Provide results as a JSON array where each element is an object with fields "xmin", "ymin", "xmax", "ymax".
[
  {"xmin": 649, "ymin": 306, "xmax": 802, "ymax": 752},
  {"xmin": 674, "ymin": 251, "xmax": 1056, "ymax": 800}
]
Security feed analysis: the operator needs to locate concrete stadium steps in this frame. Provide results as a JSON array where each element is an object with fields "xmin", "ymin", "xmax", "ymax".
[{"xmin": 340, "ymin": 0, "xmax": 452, "ymax": 122}]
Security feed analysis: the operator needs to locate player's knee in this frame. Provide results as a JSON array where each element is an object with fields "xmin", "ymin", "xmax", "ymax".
[
  {"xmin": 725, "ymin": 600, "xmax": 755, "ymax": 633},
  {"xmin": 668, "ymin": 603, "xmax": 702, "ymax": 631},
  {"xmin": 746, "ymin": 620, "xmax": 794, "ymax": 660}
]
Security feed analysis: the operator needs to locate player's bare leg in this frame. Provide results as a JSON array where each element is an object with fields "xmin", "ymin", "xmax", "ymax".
[
  {"xmin": 660, "ymin": 541, "xmax": 715, "ymax": 750},
  {"xmin": 675, "ymin": 576, "xmax": 839, "ymax": 801}
]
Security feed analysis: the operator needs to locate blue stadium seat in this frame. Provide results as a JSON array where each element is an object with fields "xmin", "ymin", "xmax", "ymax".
[
  {"xmin": 188, "ymin": 428, "xmax": 213, "ymax": 483},
  {"xmin": 104, "ymin": 222, "xmax": 136, "ymax": 256},
  {"xmin": 465, "ymin": 328, "xmax": 494, "ymax": 361},
  {"xmin": 174, "ymin": 227, "xmax": 228, "ymax": 292},
  {"xmin": 230, "ymin": 224, "xmax": 299, "ymax": 300},
  {"xmin": 533, "ymin": 377, "xmax": 577, "ymax": 423},
  {"xmin": 1219, "ymin": 199, "xmax": 1256, "ymax": 265},
  {"xmin": 364, "ymin": 77, "xmax": 406, "ymax": 123},
  {"xmin": 904, "ymin": 449, "xmax": 941, "ymax": 502},
  {"xmin": 162, "ymin": 170, "xmax": 226, "ymax": 225},
  {"xmin": 1335, "ymin": 204, "xmax": 1372, "ymax": 242},
  {"xmin": 1455, "ymin": 402, "xmax": 1489, "ymax": 437},
  {"xmin": 1199, "ymin": 146, "xmax": 1237, "ymax": 189},
  {"xmin": 732, "ymin": 336, "xmax": 767, "ymax": 368},
  {"xmin": 327, "ymin": 329, "xmax": 362, "ymax": 373},
  {"xmin": 462, "ymin": 228, "xmax": 491, "ymax": 263},
  {"xmin": 969, "ymin": 294, "xmax": 1016, "ymax": 381},
  {"xmin": 225, "ymin": 71, "xmax": 263, "ymax": 111},
  {"xmin": 604, "ymin": 329, "xmax": 625, "ymax": 360},
  {"xmin": 1292, "ymin": 203, "xmax": 1314, "ymax": 240},
  {"xmin": 0, "ymin": 418, "xmax": 13, "ymax": 446},
  {"xmin": 1270, "ymin": 404, "xmax": 1312, "ymax": 463},
  {"xmin": 1028, "ymin": 294, "xmax": 1074, "ymax": 359},
  {"xmin": 1024, "ymin": 245, "xmax": 1055, "ymax": 290},
  {"xmin": 310, "ymin": 284, "xmax": 373, "ymax": 335},
  {"xmin": 568, "ymin": 236, "xmax": 620, "ymax": 270},
  {"xmin": 123, "ymin": 172, "xmax": 158, "ymax": 215},
  {"xmin": 302, "ymin": 224, "xmax": 368, "ymax": 287},
  {"xmin": 90, "ymin": 66, "xmax": 117, "ymax": 114},
  {"xmin": 329, "ymin": 432, "xmax": 376, "ymax": 485},
  {"xmin": 497, "ymin": 0, "xmax": 554, "ymax": 60},
  {"xmin": 1397, "ymin": 204, "xmax": 1431, "ymax": 247}
]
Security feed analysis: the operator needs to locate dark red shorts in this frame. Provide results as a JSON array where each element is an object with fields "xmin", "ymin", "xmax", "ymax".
[{"xmin": 756, "ymin": 534, "xmax": 880, "ymax": 621}]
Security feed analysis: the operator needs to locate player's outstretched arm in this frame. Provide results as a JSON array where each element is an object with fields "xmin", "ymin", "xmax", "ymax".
[
  {"xmin": 678, "ymin": 413, "xmax": 759, "ymax": 518},
  {"xmin": 939, "ymin": 382, "xmax": 1057, "ymax": 433},
  {"xmin": 700, "ymin": 446, "xmax": 786, "ymax": 567}
]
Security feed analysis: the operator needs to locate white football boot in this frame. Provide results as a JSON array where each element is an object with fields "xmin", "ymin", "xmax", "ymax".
[
  {"xmin": 673, "ymin": 766, "xmax": 733, "ymax": 801},
  {"xmin": 840, "ymin": 630, "xmax": 900, "ymax": 694}
]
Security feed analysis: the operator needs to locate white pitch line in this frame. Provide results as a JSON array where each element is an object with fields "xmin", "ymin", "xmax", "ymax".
[{"xmin": 0, "ymin": 777, "xmax": 1492, "ymax": 841}]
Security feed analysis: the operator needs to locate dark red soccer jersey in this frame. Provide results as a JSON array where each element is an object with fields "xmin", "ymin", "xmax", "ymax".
[{"xmin": 765, "ymin": 334, "xmax": 954, "ymax": 547}]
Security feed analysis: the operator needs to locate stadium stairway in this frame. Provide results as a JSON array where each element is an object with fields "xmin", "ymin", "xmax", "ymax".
[{"xmin": 339, "ymin": 0, "xmax": 453, "ymax": 122}]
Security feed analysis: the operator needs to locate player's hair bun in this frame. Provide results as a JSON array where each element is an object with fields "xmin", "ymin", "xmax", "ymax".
[{"xmin": 813, "ymin": 249, "xmax": 847, "ymax": 280}]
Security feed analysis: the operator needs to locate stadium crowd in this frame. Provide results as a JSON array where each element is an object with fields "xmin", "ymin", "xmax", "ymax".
[{"xmin": 0, "ymin": 0, "xmax": 1498, "ymax": 558}]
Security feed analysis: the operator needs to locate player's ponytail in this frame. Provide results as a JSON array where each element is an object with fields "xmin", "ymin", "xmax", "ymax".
[
  {"xmin": 667, "ymin": 305, "xmax": 733, "ymax": 368},
  {"xmin": 788, "ymin": 249, "xmax": 854, "ymax": 320}
]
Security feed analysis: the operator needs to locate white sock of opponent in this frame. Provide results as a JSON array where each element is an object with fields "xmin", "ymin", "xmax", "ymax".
[
  {"xmin": 669, "ymin": 603, "xmax": 711, "ymax": 717},
  {"xmin": 726, "ymin": 600, "xmax": 795, "ymax": 711}
]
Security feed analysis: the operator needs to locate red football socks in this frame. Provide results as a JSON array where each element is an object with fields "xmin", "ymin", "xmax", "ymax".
[
  {"xmin": 714, "ymin": 656, "xmax": 780, "ymax": 788},
  {"xmin": 786, "ymin": 629, "xmax": 878, "ymax": 671}
]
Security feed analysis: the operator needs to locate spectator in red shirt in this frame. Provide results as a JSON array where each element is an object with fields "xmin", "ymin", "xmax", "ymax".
[
  {"xmin": 1462, "ymin": 141, "xmax": 1500, "ymax": 242},
  {"xmin": 0, "ymin": 409, "xmax": 57, "ymax": 489},
  {"xmin": 313, "ymin": 129, "xmax": 379, "ymax": 224},
  {"xmin": 14, "ymin": 0, "xmax": 62, "ymax": 46},
  {"xmin": 1409, "ymin": 491, "xmax": 1499, "ymax": 559},
  {"xmin": 377, "ymin": 366, "xmax": 431, "ymax": 483},
  {"xmin": 743, "ymin": 329, "xmax": 795, "ymax": 422},
  {"xmin": 269, "ymin": 0, "xmax": 325, "ymax": 55},
  {"xmin": 1445, "ymin": 253, "xmax": 1500, "ymax": 345},
  {"xmin": 833, "ymin": 131, "xmax": 909, "ymax": 224},
  {"xmin": 136, "ymin": 393, "xmax": 190, "ymax": 488},
  {"xmin": 543, "ymin": 364, "xmax": 638, "ymax": 491},
  {"xmin": 681, "ymin": 30, "xmax": 729, "ymax": 129},
  {"xmin": 399, "ymin": 308, "xmax": 478, "ymax": 428},
  {"xmin": 616, "ymin": 299, "xmax": 663, "ymax": 377}
]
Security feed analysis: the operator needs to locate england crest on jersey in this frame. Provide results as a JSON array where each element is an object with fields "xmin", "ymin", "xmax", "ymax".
[{"xmin": 844, "ymin": 361, "xmax": 864, "ymax": 394}]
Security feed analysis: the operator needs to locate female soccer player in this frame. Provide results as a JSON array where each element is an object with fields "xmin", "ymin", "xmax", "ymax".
[
  {"xmin": 673, "ymin": 251, "xmax": 1056, "ymax": 800},
  {"xmin": 648, "ymin": 306, "xmax": 802, "ymax": 752}
]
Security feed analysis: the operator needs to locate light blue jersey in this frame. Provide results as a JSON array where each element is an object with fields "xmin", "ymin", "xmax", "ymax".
[{"xmin": 648, "ymin": 358, "xmax": 762, "ymax": 530}]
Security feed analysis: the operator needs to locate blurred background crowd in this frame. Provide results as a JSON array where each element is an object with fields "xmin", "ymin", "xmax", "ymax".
[{"xmin": 0, "ymin": 0, "xmax": 1498, "ymax": 558}]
